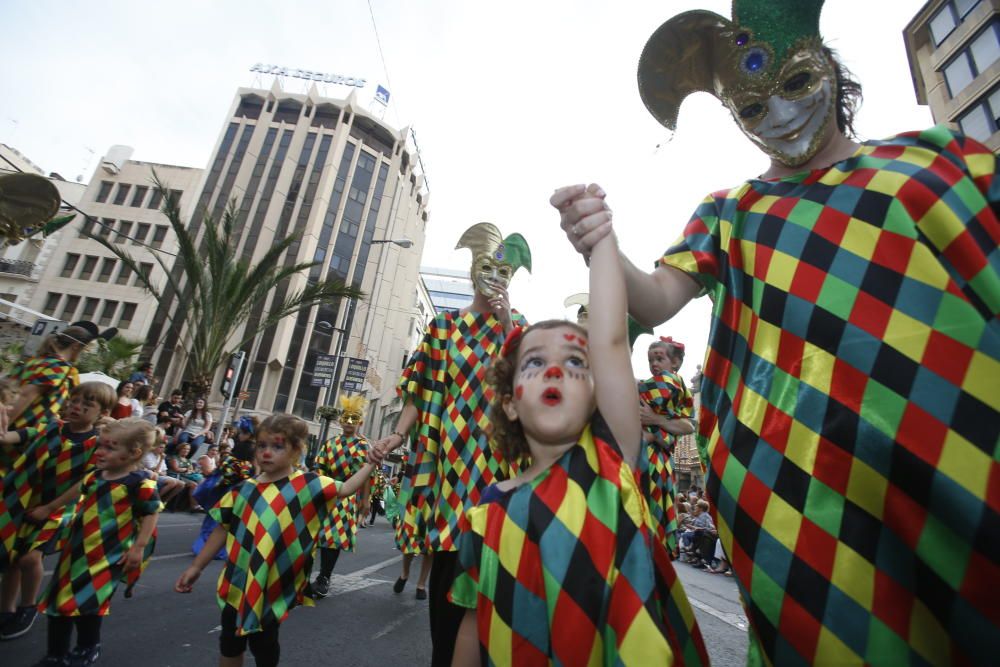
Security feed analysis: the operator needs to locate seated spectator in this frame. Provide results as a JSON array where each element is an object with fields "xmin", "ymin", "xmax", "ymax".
[
  {"xmin": 167, "ymin": 442, "xmax": 204, "ymax": 511},
  {"xmin": 128, "ymin": 362, "xmax": 155, "ymax": 387},
  {"xmin": 176, "ymin": 396, "xmax": 213, "ymax": 455},
  {"xmin": 141, "ymin": 431, "xmax": 185, "ymax": 506},
  {"xmin": 135, "ymin": 384, "xmax": 159, "ymax": 424},
  {"xmin": 197, "ymin": 444, "xmax": 220, "ymax": 476},
  {"xmin": 689, "ymin": 499, "xmax": 718, "ymax": 569},
  {"xmin": 110, "ymin": 380, "xmax": 136, "ymax": 419},
  {"xmin": 158, "ymin": 389, "xmax": 185, "ymax": 444}
]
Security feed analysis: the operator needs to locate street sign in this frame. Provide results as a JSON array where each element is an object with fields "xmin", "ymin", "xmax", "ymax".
[
  {"xmin": 311, "ymin": 353, "xmax": 338, "ymax": 388},
  {"xmin": 24, "ymin": 318, "xmax": 67, "ymax": 356},
  {"xmin": 341, "ymin": 357, "xmax": 369, "ymax": 393}
]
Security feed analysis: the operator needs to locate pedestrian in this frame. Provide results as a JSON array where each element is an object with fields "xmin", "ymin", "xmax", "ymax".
[
  {"xmin": 175, "ymin": 414, "xmax": 375, "ymax": 667},
  {"xmin": 31, "ymin": 418, "xmax": 161, "ymax": 666},
  {"xmin": 555, "ymin": 1, "xmax": 999, "ymax": 663},
  {"xmin": 0, "ymin": 382, "xmax": 117, "ymax": 641},
  {"xmin": 309, "ymin": 396, "xmax": 371, "ymax": 598},
  {"xmin": 449, "ymin": 219, "xmax": 707, "ymax": 665}
]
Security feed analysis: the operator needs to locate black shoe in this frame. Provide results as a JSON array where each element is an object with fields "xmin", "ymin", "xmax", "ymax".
[
  {"xmin": 393, "ymin": 577, "xmax": 407, "ymax": 594},
  {"xmin": 67, "ymin": 643, "xmax": 101, "ymax": 666},
  {"xmin": 313, "ymin": 575, "xmax": 330, "ymax": 598},
  {"xmin": 32, "ymin": 656, "xmax": 68, "ymax": 667},
  {"xmin": 358, "ymin": 523, "xmax": 367, "ymax": 529},
  {"xmin": 1, "ymin": 605, "xmax": 37, "ymax": 640},
  {"xmin": 415, "ymin": 587, "xmax": 427, "ymax": 600}
]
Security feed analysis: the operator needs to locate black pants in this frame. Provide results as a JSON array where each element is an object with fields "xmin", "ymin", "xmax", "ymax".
[
  {"xmin": 48, "ymin": 616, "xmax": 101, "ymax": 657},
  {"xmin": 370, "ymin": 498, "xmax": 382, "ymax": 524},
  {"xmin": 219, "ymin": 605, "xmax": 280, "ymax": 666},
  {"xmin": 319, "ymin": 547, "xmax": 341, "ymax": 579},
  {"xmin": 428, "ymin": 550, "xmax": 466, "ymax": 667}
]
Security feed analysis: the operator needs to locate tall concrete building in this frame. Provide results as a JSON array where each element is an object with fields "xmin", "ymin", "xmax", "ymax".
[
  {"xmin": 149, "ymin": 80, "xmax": 430, "ymax": 430},
  {"xmin": 420, "ymin": 265, "xmax": 474, "ymax": 312},
  {"xmin": 904, "ymin": 0, "xmax": 1000, "ymax": 150}
]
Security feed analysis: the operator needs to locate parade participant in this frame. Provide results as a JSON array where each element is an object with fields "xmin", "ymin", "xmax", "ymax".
[
  {"xmin": 0, "ymin": 382, "xmax": 117, "ymax": 641},
  {"xmin": 229, "ymin": 415, "xmax": 259, "ymax": 464},
  {"xmin": 1, "ymin": 322, "xmax": 115, "ymax": 473},
  {"xmin": 639, "ymin": 336, "xmax": 695, "ymax": 553},
  {"xmin": 366, "ymin": 467, "xmax": 385, "ymax": 527},
  {"xmin": 32, "ymin": 418, "xmax": 161, "ymax": 666},
  {"xmin": 309, "ymin": 395, "xmax": 371, "ymax": 598},
  {"xmin": 450, "ymin": 214, "xmax": 707, "ymax": 666},
  {"xmin": 390, "ymin": 461, "xmax": 433, "ymax": 601},
  {"xmin": 175, "ymin": 414, "xmax": 375, "ymax": 667},
  {"xmin": 555, "ymin": 1, "xmax": 1000, "ymax": 663},
  {"xmin": 370, "ymin": 222, "xmax": 530, "ymax": 666}
]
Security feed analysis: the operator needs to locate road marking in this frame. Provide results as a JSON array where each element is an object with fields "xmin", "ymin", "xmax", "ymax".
[
  {"xmin": 372, "ymin": 607, "xmax": 422, "ymax": 639},
  {"xmin": 687, "ymin": 597, "xmax": 747, "ymax": 631}
]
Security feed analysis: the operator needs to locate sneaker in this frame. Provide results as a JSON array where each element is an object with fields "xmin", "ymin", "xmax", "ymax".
[
  {"xmin": 313, "ymin": 575, "xmax": 330, "ymax": 598},
  {"xmin": 415, "ymin": 587, "xmax": 427, "ymax": 600},
  {"xmin": 32, "ymin": 656, "xmax": 68, "ymax": 667},
  {"xmin": 392, "ymin": 577, "xmax": 407, "ymax": 594},
  {"xmin": 1, "ymin": 605, "xmax": 37, "ymax": 640},
  {"xmin": 67, "ymin": 643, "xmax": 101, "ymax": 666}
]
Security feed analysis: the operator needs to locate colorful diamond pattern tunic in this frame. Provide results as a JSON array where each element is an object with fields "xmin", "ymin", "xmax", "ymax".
[
  {"xmin": 1, "ymin": 357, "xmax": 78, "ymax": 473},
  {"xmin": 450, "ymin": 413, "xmax": 709, "ymax": 666},
  {"xmin": 313, "ymin": 434, "xmax": 368, "ymax": 551},
  {"xmin": 658, "ymin": 126, "xmax": 1000, "ymax": 665},
  {"xmin": 38, "ymin": 470, "xmax": 161, "ymax": 616},
  {"xmin": 0, "ymin": 421, "xmax": 98, "ymax": 568},
  {"xmin": 397, "ymin": 309, "xmax": 526, "ymax": 553},
  {"xmin": 638, "ymin": 373, "xmax": 694, "ymax": 552},
  {"xmin": 210, "ymin": 470, "xmax": 340, "ymax": 636}
]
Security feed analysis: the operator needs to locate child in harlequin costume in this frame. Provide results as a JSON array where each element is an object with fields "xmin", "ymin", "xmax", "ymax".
[
  {"xmin": 450, "ymin": 216, "xmax": 708, "ymax": 666},
  {"xmin": 0, "ymin": 382, "xmax": 117, "ymax": 642},
  {"xmin": 32, "ymin": 418, "xmax": 161, "ymax": 667},
  {"xmin": 309, "ymin": 395, "xmax": 371, "ymax": 598},
  {"xmin": 638, "ymin": 337, "xmax": 695, "ymax": 555},
  {"xmin": 555, "ymin": 1, "xmax": 1000, "ymax": 664},
  {"xmin": 390, "ymin": 457, "xmax": 434, "ymax": 600},
  {"xmin": 176, "ymin": 414, "xmax": 374, "ymax": 667},
  {"xmin": 370, "ymin": 222, "xmax": 530, "ymax": 666}
]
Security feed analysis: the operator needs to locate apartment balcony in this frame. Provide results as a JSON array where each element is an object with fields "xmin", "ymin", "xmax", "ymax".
[{"xmin": 0, "ymin": 258, "xmax": 38, "ymax": 281}]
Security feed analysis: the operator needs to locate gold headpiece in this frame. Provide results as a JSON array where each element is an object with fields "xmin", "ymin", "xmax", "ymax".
[
  {"xmin": 339, "ymin": 394, "xmax": 366, "ymax": 419},
  {"xmin": 456, "ymin": 222, "xmax": 532, "ymax": 274}
]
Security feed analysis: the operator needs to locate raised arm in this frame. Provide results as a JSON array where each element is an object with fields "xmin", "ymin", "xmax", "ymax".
[{"xmin": 369, "ymin": 399, "xmax": 418, "ymax": 465}]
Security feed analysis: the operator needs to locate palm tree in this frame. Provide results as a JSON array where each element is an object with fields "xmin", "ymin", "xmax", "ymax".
[
  {"xmin": 85, "ymin": 178, "xmax": 363, "ymax": 397},
  {"xmin": 77, "ymin": 336, "xmax": 145, "ymax": 378}
]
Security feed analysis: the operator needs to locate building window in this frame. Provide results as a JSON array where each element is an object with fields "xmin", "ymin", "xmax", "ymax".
[
  {"xmin": 113, "ymin": 184, "xmax": 131, "ymax": 206},
  {"xmin": 42, "ymin": 292, "xmax": 61, "ymax": 316},
  {"xmin": 98, "ymin": 218, "xmax": 114, "ymax": 240},
  {"xmin": 78, "ymin": 216, "xmax": 95, "ymax": 238},
  {"xmin": 942, "ymin": 20, "xmax": 998, "ymax": 97},
  {"xmin": 60, "ymin": 294, "xmax": 81, "ymax": 320},
  {"xmin": 130, "ymin": 185, "xmax": 148, "ymax": 207},
  {"xmin": 959, "ymin": 84, "xmax": 1000, "ymax": 141},
  {"xmin": 147, "ymin": 189, "xmax": 163, "ymax": 210},
  {"xmin": 133, "ymin": 222, "xmax": 150, "ymax": 244},
  {"xmin": 99, "ymin": 300, "xmax": 118, "ymax": 327},
  {"xmin": 61, "ymin": 254, "xmax": 80, "ymax": 278},
  {"xmin": 79, "ymin": 256, "xmax": 98, "ymax": 280},
  {"xmin": 274, "ymin": 100, "xmax": 302, "ymax": 124},
  {"xmin": 118, "ymin": 302, "xmax": 137, "ymax": 328},
  {"xmin": 97, "ymin": 258, "xmax": 116, "ymax": 283},
  {"xmin": 169, "ymin": 189, "xmax": 183, "ymax": 204},
  {"xmin": 150, "ymin": 225, "xmax": 168, "ymax": 249},
  {"xmin": 81, "ymin": 297, "xmax": 99, "ymax": 321},
  {"xmin": 95, "ymin": 181, "xmax": 114, "ymax": 203},
  {"xmin": 115, "ymin": 220, "xmax": 132, "ymax": 243},
  {"xmin": 930, "ymin": 0, "xmax": 983, "ymax": 45},
  {"xmin": 116, "ymin": 263, "xmax": 133, "ymax": 286},
  {"xmin": 138, "ymin": 262, "xmax": 153, "ymax": 283}
]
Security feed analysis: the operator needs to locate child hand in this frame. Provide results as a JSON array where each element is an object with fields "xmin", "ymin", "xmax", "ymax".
[
  {"xmin": 175, "ymin": 566, "xmax": 202, "ymax": 593},
  {"xmin": 122, "ymin": 544, "xmax": 144, "ymax": 573},
  {"xmin": 25, "ymin": 505, "xmax": 51, "ymax": 524}
]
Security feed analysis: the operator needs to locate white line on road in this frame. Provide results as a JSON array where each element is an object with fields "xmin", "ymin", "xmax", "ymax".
[
  {"xmin": 372, "ymin": 607, "xmax": 422, "ymax": 640},
  {"xmin": 687, "ymin": 597, "xmax": 747, "ymax": 631}
]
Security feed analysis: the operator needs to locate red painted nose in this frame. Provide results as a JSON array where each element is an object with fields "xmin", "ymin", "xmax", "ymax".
[{"xmin": 543, "ymin": 366, "xmax": 563, "ymax": 380}]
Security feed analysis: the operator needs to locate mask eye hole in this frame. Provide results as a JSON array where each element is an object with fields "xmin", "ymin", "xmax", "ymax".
[
  {"xmin": 480, "ymin": 263, "xmax": 493, "ymax": 273},
  {"xmin": 498, "ymin": 267, "xmax": 512, "ymax": 279},
  {"xmin": 739, "ymin": 102, "xmax": 764, "ymax": 120},
  {"xmin": 783, "ymin": 71, "xmax": 811, "ymax": 93}
]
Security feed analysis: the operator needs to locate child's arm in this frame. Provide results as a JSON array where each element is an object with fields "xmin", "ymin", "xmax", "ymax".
[
  {"xmin": 588, "ymin": 205, "xmax": 642, "ymax": 465},
  {"xmin": 337, "ymin": 462, "xmax": 375, "ymax": 498},
  {"xmin": 451, "ymin": 609, "xmax": 480, "ymax": 667},
  {"xmin": 25, "ymin": 482, "xmax": 81, "ymax": 523},
  {"xmin": 0, "ymin": 430, "xmax": 22, "ymax": 445},
  {"xmin": 123, "ymin": 513, "xmax": 158, "ymax": 572},
  {"xmin": 175, "ymin": 524, "xmax": 227, "ymax": 592}
]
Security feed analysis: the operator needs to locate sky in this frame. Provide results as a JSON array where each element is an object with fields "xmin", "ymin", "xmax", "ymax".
[{"xmin": 1, "ymin": 0, "xmax": 934, "ymax": 379}]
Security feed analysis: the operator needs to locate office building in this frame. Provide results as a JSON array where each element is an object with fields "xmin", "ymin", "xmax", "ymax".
[{"xmin": 420, "ymin": 265, "xmax": 474, "ymax": 312}]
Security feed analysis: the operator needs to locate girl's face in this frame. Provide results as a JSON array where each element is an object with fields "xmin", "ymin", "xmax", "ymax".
[
  {"xmin": 121, "ymin": 382, "xmax": 134, "ymax": 397},
  {"xmin": 94, "ymin": 436, "xmax": 140, "ymax": 474},
  {"xmin": 503, "ymin": 326, "xmax": 595, "ymax": 446},
  {"xmin": 648, "ymin": 345, "xmax": 671, "ymax": 375},
  {"xmin": 255, "ymin": 432, "xmax": 297, "ymax": 474},
  {"xmin": 177, "ymin": 444, "xmax": 191, "ymax": 457},
  {"xmin": 195, "ymin": 398, "xmax": 206, "ymax": 410}
]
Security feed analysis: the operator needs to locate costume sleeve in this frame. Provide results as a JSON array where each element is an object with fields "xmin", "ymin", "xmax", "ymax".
[
  {"xmin": 313, "ymin": 440, "xmax": 332, "ymax": 472},
  {"xmin": 17, "ymin": 357, "xmax": 71, "ymax": 388},
  {"xmin": 448, "ymin": 507, "xmax": 487, "ymax": 609},
  {"xmin": 209, "ymin": 487, "xmax": 239, "ymax": 527},
  {"xmin": 656, "ymin": 192, "xmax": 729, "ymax": 296},
  {"xmin": 134, "ymin": 475, "xmax": 162, "ymax": 516},
  {"xmin": 397, "ymin": 312, "xmax": 449, "ymax": 410}
]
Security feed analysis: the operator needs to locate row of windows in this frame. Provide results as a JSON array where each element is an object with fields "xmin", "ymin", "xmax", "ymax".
[
  {"xmin": 942, "ymin": 20, "xmax": 999, "ymax": 98},
  {"xmin": 959, "ymin": 84, "xmax": 1000, "ymax": 141},
  {"xmin": 60, "ymin": 253, "xmax": 153, "ymax": 286},
  {"xmin": 930, "ymin": 0, "xmax": 982, "ymax": 45},
  {"xmin": 94, "ymin": 181, "xmax": 182, "ymax": 209},
  {"xmin": 78, "ymin": 218, "xmax": 169, "ymax": 248},
  {"xmin": 41, "ymin": 292, "xmax": 139, "ymax": 329}
]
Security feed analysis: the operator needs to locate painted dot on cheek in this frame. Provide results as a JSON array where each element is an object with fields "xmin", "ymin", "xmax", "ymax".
[{"xmin": 514, "ymin": 385, "xmax": 523, "ymax": 399}]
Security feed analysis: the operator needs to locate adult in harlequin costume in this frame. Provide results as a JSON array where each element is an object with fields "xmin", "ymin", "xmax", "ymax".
[
  {"xmin": 310, "ymin": 395, "xmax": 370, "ymax": 598},
  {"xmin": 639, "ymin": 336, "xmax": 695, "ymax": 554},
  {"xmin": 371, "ymin": 222, "xmax": 530, "ymax": 666},
  {"xmin": 555, "ymin": 1, "xmax": 1000, "ymax": 664}
]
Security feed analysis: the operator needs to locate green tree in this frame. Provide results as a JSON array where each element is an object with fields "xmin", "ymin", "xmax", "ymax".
[
  {"xmin": 0, "ymin": 340, "xmax": 25, "ymax": 375},
  {"xmin": 85, "ymin": 178, "xmax": 364, "ymax": 397},
  {"xmin": 77, "ymin": 336, "xmax": 144, "ymax": 378}
]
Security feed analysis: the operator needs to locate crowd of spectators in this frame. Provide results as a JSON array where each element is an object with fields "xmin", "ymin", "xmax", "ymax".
[{"xmin": 675, "ymin": 485, "xmax": 731, "ymax": 575}]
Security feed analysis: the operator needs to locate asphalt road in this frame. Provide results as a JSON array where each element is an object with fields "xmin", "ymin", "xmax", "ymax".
[{"xmin": 6, "ymin": 511, "xmax": 748, "ymax": 666}]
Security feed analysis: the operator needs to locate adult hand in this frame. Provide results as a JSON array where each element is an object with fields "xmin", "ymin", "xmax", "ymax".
[
  {"xmin": 550, "ymin": 183, "xmax": 613, "ymax": 261},
  {"xmin": 489, "ymin": 286, "xmax": 514, "ymax": 333},
  {"xmin": 25, "ymin": 505, "xmax": 50, "ymax": 524},
  {"xmin": 638, "ymin": 402, "xmax": 664, "ymax": 428},
  {"xmin": 369, "ymin": 438, "xmax": 393, "ymax": 465}
]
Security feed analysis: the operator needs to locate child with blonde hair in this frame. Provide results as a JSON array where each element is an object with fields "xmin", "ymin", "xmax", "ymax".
[
  {"xmin": 176, "ymin": 413, "xmax": 375, "ymax": 667},
  {"xmin": 32, "ymin": 418, "xmax": 161, "ymax": 666}
]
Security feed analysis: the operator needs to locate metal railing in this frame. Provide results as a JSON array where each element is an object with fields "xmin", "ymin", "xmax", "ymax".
[{"xmin": 0, "ymin": 258, "xmax": 36, "ymax": 277}]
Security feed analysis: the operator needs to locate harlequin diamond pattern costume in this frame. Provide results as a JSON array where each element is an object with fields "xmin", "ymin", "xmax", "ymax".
[
  {"xmin": 639, "ymin": 1, "xmax": 1000, "ymax": 664},
  {"xmin": 0, "ymin": 357, "xmax": 78, "ymax": 473},
  {"xmin": 638, "ymin": 373, "xmax": 694, "ymax": 552},
  {"xmin": 450, "ymin": 414, "xmax": 709, "ymax": 666},
  {"xmin": 0, "ymin": 421, "xmax": 98, "ymax": 569},
  {"xmin": 211, "ymin": 470, "xmax": 340, "ymax": 636},
  {"xmin": 313, "ymin": 434, "xmax": 368, "ymax": 551},
  {"xmin": 38, "ymin": 470, "xmax": 161, "ymax": 616}
]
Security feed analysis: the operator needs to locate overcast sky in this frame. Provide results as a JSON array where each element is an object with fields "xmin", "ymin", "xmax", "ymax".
[{"xmin": 2, "ymin": 0, "xmax": 934, "ymax": 378}]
